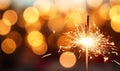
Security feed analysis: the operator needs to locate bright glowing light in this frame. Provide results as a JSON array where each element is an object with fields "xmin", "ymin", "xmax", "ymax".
[
  {"xmin": 78, "ymin": 37, "xmax": 95, "ymax": 47},
  {"xmin": 0, "ymin": 20, "xmax": 11, "ymax": 35},
  {"xmin": 1, "ymin": 38, "xmax": 16, "ymax": 54},
  {"xmin": 27, "ymin": 31, "xmax": 44, "ymax": 48},
  {"xmin": 58, "ymin": 22, "xmax": 115, "ymax": 58},
  {"xmin": 3, "ymin": 10, "xmax": 18, "ymax": 26},
  {"xmin": 104, "ymin": 57, "xmax": 109, "ymax": 62},
  {"xmin": 0, "ymin": 0, "xmax": 11, "ymax": 10},
  {"xmin": 87, "ymin": 0, "xmax": 103, "ymax": 9},
  {"xmin": 110, "ymin": 5, "xmax": 120, "ymax": 23},
  {"xmin": 23, "ymin": 7, "xmax": 39, "ymax": 23},
  {"xmin": 59, "ymin": 51, "xmax": 76, "ymax": 68},
  {"xmin": 33, "ymin": 0, "xmax": 52, "ymax": 16}
]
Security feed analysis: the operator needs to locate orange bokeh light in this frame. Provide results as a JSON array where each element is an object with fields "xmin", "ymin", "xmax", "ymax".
[
  {"xmin": 59, "ymin": 51, "xmax": 76, "ymax": 68},
  {"xmin": 1, "ymin": 38, "xmax": 16, "ymax": 54},
  {"xmin": 0, "ymin": 20, "xmax": 11, "ymax": 35},
  {"xmin": 99, "ymin": 3, "xmax": 110, "ymax": 20},
  {"xmin": 3, "ymin": 10, "xmax": 18, "ymax": 26}
]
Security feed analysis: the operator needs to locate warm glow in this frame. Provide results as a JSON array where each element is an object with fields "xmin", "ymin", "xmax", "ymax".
[
  {"xmin": 32, "ymin": 42, "xmax": 48, "ymax": 55},
  {"xmin": 99, "ymin": 3, "xmax": 110, "ymax": 20},
  {"xmin": 0, "ymin": 20, "xmax": 11, "ymax": 35},
  {"xmin": 87, "ymin": 0, "xmax": 103, "ymax": 9},
  {"xmin": 1, "ymin": 38, "xmax": 16, "ymax": 54},
  {"xmin": 48, "ymin": 15, "xmax": 64, "ymax": 33},
  {"xmin": 23, "ymin": 7, "xmax": 39, "ymax": 23},
  {"xmin": 110, "ymin": 0, "xmax": 120, "ymax": 6},
  {"xmin": 27, "ymin": 31, "xmax": 44, "ymax": 48},
  {"xmin": 55, "ymin": 0, "xmax": 71, "ymax": 13},
  {"xmin": 7, "ymin": 31, "xmax": 22, "ymax": 48},
  {"xmin": 78, "ymin": 37, "xmax": 95, "ymax": 47},
  {"xmin": 111, "ymin": 21, "xmax": 120, "ymax": 32},
  {"xmin": 33, "ymin": 0, "xmax": 52, "ymax": 16},
  {"xmin": 3, "ymin": 10, "xmax": 18, "ymax": 26},
  {"xmin": 0, "ymin": 0, "xmax": 11, "ymax": 10},
  {"xmin": 65, "ymin": 9, "xmax": 87, "ymax": 30},
  {"xmin": 59, "ymin": 51, "xmax": 76, "ymax": 68},
  {"xmin": 110, "ymin": 5, "xmax": 120, "ymax": 23},
  {"xmin": 57, "ymin": 35, "xmax": 72, "ymax": 50}
]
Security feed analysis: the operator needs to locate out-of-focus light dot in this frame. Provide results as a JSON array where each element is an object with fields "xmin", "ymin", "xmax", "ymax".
[
  {"xmin": 0, "ymin": 0, "xmax": 11, "ymax": 10},
  {"xmin": 110, "ymin": 0, "xmax": 120, "ymax": 6},
  {"xmin": 48, "ymin": 15, "xmax": 64, "ymax": 33},
  {"xmin": 57, "ymin": 35, "xmax": 72, "ymax": 50},
  {"xmin": 110, "ymin": 5, "xmax": 120, "ymax": 23},
  {"xmin": 99, "ymin": 3, "xmax": 110, "ymax": 20},
  {"xmin": 111, "ymin": 21, "xmax": 120, "ymax": 32},
  {"xmin": 3, "ymin": 10, "xmax": 18, "ymax": 26},
  {"xmin": 87, "ymin": 0, "xmax": 103, "ymax": 9},
  {"xmin": 55, "ymin": 0, "xmax": 71, "ymax": 13},
  {"xmin": 23, "ymin": 7, "xmax": 39, "ymax": 23},
  {"xmin": 91, "ymin": 11, "xmax": 105, "ymax": 27},
  {"xmin": 7, "ymin": 31, "xmax": 22, "ymax": 48},
  {"xmin": 27, "ymin": 31, "xmax": 44, "ymax": 48},
  {"xmin": 0, "ymin": 20, "xmax": 11, "ymax": 35},
  {"xmin": 25, "ymin": 21, "xmax": 42, "ymax": 33},
  {"xmin": 32, "ymin": 42, "xmax": 48, "ymax": 55},
  {"xmin": 59, "ymin": 51, "xmax": 76, "ymax": 68},
  {"xmin": 1, "ymin": 38, "xmax": 16, "ymax": 54},
  {"xmin": 65, "ymin": 9, "xmax": 87, "ymax": 30},
  {"xmin": 33, "ymin": 0, "xmax": 52, "ymax": 16}
]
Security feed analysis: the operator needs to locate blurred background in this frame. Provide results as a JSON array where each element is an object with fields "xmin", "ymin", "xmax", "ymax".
[{"xmin": 0, "ymin": 0, "xmax": 120, "ymax": 71}]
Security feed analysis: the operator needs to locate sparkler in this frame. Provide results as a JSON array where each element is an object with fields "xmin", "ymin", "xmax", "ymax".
[{"xmin": 58, "ymin": 15, "xmax": 116, "ymax": 70}]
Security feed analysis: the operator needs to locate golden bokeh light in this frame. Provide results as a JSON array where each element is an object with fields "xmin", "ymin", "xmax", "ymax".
[
  {"xmin": 1, "ymin": 38, "xmax": 16, "ymax": 54},
  {"xmin": 87, "ymin": 0, "xmax": 103, "ymax": 9},
  {"xmin": 25, "ymin": 20, "xmax": 42, "ymax": 33},
  {"xmin": 65, "ymin": 9, "xmax": 87, "ymax": 30},
  {"xmin": 7, "ymin": 31, "xmax": 22, "ymax": 48},
  {"xmin": 0, "ymin": 0, "xmax": 11, "ymax": 10},
  {"xmin": 111, "ymin": 21, "xmax": 120, "ymax": 32},
  {"xmin": 33, "ymin": 0, "xmax": 52, "ymax": 16},
  {"xmin": 0, "ymin": 20, "xmax": 11, "ymax": 35},
  {"xmin": 59, "ymin": 51, "xmax": 76, "ymax": 68},
  {"xmin": 23, "ymin": 7, "xmax": 39, "ymax": 23},
  {"xmin": 99, "ymin": 3, "xmax": 110, "ymax": 20},
  {"xmin": 48, "ymin": 15, "xmax": 64, "ymax": 33},
  {"xmin": 27, "ymin": 31, "xmax": 44, "ymax": 48},
  {"xmin": 32, "ymin": 42, "xmax": 48, "ymax": 55},
  {"xmin": 110, "ymin": 5, "xmax": 120, "ymax": 23},
  {"xmin": 55, "ymin": 0, "xmax": 71, "ymax": 13},
  {"xmin": 3, "ymin": 10, "xmax": 18, "ymax": 26}
]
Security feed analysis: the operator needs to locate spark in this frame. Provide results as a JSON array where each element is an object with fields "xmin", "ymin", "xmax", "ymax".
[
  {"xmin": 112, "ymin": 60, "xmax": 120, "ymax": 65},
  {"xmin": 104, "ymin": 57, "xmax": 109, "ymax": 62},
  {"xmin": 59, "ymin": 22, "xmax": 115, "ymax": 59},
  {"xmin": 41, "ymin": 53, "xmax": 52, "ymax": 58}
]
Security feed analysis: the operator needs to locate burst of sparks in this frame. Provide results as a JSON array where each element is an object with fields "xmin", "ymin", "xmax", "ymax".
[{"xmin": 59, "ymin": 23, "xmax": 115, "ymax": 61}]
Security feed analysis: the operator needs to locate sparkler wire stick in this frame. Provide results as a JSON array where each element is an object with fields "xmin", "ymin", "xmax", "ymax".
[{"xmin": 85, "ymin": 16, "xmax": 89, "ymax": 71}]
